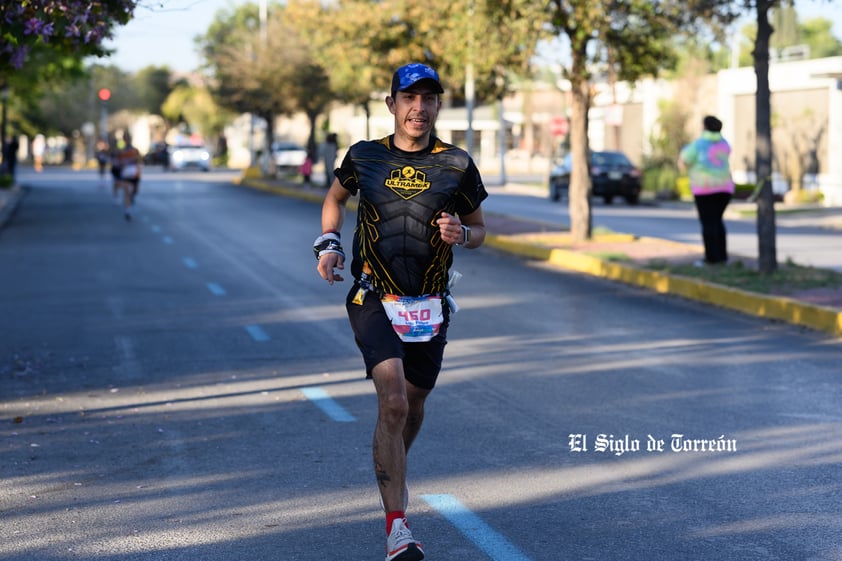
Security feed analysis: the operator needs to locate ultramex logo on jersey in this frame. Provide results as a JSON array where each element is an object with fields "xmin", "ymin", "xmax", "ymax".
[{"xmin": 385, "ymin": 166, "xmax": 431, "ymax": 199}]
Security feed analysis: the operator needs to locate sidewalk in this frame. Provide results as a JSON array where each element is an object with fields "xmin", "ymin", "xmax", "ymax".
[
  {"xmin": 503, "ymin": 181, "xmax": 842, "ymax": 231},
  {"xmin": 238, "ymin": 174, "xmax": 842, "ymax": 338}
]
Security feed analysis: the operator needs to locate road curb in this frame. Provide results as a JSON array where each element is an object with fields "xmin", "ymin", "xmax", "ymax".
[
  {"xmin": 486, "ymin": 233, "xmax": 842, "ymax": 338},
  {"xmin": 236, "ymin": 176, "xmax": 330, "ymax": 206},
  {"xmin": 239, "ymin": 176, "xmax": 842, "ymax": 338},
  {"xmin": 0, "ymin": 185, "xmax": 25, "ymax": 230}
]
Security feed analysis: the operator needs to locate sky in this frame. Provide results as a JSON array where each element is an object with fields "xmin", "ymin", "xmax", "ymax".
[
  {"xmin": 103, "ymin": 0, "xmax": 244, "ymax": 73},
  {"xmin": 104, "ymin": 0, "xmax": 842, "ymax": 74}
]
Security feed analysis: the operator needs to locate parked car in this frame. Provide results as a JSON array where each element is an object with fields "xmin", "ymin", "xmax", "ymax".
[
  {"xmin": 549, "ymin": 150, "xmax": 642, "ymax": 205},
  {"xmin": 168, "ymin": 144, "xmax": 211, "ymax": 172},
  {"xmin": 143, "ymin": 142, "xmax": 169, "ymax": 166},
  {"xmin": 272, "ymin": 141, "xmax": 307, "ymax": 171}
]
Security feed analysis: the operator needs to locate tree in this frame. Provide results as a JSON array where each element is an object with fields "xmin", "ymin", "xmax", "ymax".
[
  {"xmin": 162, "ymin": 84, "xmax": 236, "ymax": 148},
  {"xmin": 199, "ymin": 2, "xmax": 331, "ymax": 173},
  {"xmin": 751, "ymin": 0, "xmax": 779, "ymax": 274},
  {"xmin": 545, "ymin": 0, "xmax": 737, "ymax": 242},
  {"xmin": 0, "ymin": 0, "xmax": 137, "ymax": 156},
  {"xmin": 200, "ymin": 0, "xmax": 546, "ymax": 163},
  {"xmin": 709, "ymin": 0, "xmax": 837, "ymax": 273},
  {"xmin": 25, "ymin": 72, "xmax": 97, "ymax": 138},
  {"xmin": 133, "ymin": 66, "xmax": 178, "ymax": 117},
  {"xmin": 3, "ymin": 51, "xmax": 93, "ymax": 139},
  {"xmin": 290, "ymin": 0, "xmax": 546, "ymax": 138},
  {"xmin": 743, "ymin": 0, "xmax": 833, "ymax": 274},
  {"xmin": 799, "ymin": 17, "xmax": 842, "ymax": 58},
  {"xmin": 770, "ymin": 1, "xmax": 799, "ymax": 49},
  {"xmin": 737, "ymin": 10, "xmax": 841, "ymax": 65},
  {"xmin": 290, "ymin": 60, "xmax": 332, "ymax": 158},
  {"xmin": 285, "ymin": 0, "xmax": 399, "ymax": 138},
  {"xmin": 0, "ymin": 1, "xmax": 137, "ymax": 74}
]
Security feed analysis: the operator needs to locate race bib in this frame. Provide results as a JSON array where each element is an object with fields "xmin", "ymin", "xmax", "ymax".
[
  {"xmin": 122, "ymin": 164, "xmax": 139, "ymax": 179},
  {"xmin": 381, "ymin": 294, "xmax": 444, "ymax": 343}
]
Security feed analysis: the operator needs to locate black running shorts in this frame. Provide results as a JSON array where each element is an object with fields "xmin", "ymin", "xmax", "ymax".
[{"xmin": 345, "ymin": 285, "xmax": 449, "ymax": 391}]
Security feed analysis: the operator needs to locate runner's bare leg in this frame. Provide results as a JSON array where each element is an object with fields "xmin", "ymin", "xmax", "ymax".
[
  {"xmin": 404, "ymin": 382, "xmax": 431, "ymax": 453},
  {"xmin": 371, "ymin": 358, "xmax": 410, "ymax": 512}
]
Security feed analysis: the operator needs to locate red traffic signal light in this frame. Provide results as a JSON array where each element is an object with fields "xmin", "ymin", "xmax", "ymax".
[{"xmin": 98, "ymin": 88, "xmax": 111, "ymax": 101}]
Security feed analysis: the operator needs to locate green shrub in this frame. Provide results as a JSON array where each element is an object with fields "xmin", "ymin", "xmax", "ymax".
[
  {"xmin": 642, "ymin": 161, "xmax": 680, "ymax": 198},
  {"xmin": 734, "ymin": 183, "xmax": 754, "ymax": 200},
  {"xmin": 641, "ymin": 167, "xmax": 660, "ymax": 192},
  {"xmin": 676, "ymin": 176, "xmax": 691, "ymax": 199},
  {"xmin": 0, "ymin": 173, "xmax": 12, "ymax": 189}
]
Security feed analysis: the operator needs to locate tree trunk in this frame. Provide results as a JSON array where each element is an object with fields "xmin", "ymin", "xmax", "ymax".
[
  {"xmin": 264, "ymin": 109, "xmax": 275, "ymax": 176},
  {"xmin": 754, "ymin": 0, "xmax": 778, "ymax": 274},
  {"xmin": 307, "ymin": 110, "xmax": 318, "ymax": 161},
  {"xmin": 363, "ymin": 100, "xmax": 371, "ymax": 140},
  {"xmin": 567, "ymin": 49, "xmax": 592, "ymax": 242}
]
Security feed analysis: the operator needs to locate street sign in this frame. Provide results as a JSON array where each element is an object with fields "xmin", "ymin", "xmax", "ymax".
[{"xmin": 550, "ymin": 116, "xmax": 568, "ymax": 136}]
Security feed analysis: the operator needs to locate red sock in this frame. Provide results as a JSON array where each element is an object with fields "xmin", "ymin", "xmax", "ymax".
[{"xmin": 386, "ymin": 510, "xmax": 405, "ymax": 534}]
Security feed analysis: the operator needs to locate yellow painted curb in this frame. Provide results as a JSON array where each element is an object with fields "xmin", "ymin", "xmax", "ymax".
[
  {"xmin": 242, "ymin": 166, "xmax": 263, "ymax": 179},
  {"xmin": 487, "ymin": 233, "xmax": 842, "ymax": 338},
  {"xmin": 241, "ymin": 176, "xmax": 361, "ymax": 210},
  {"xmin": 244, "ymin": 178, "xmax": 327, "ymax": 205}
]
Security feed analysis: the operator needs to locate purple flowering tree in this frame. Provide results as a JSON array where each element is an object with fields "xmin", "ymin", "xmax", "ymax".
[
  {"xmin": 0, "ymin": 1, "xmax": 136, "ymax": 154},
  {"xmin": 1, "ymin": 0, "xmax": 137, "ymax": 74}
]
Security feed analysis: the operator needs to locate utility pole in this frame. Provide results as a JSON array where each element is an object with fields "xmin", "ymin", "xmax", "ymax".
[
  {"xmin": 1, "ymin": 84, "xmax": 8, "ymax": 157},
  {"xmin": 258, "ymin": 0, "xmax": 269, "ymax": 174},
  {"xmin": 495, "ymin": 69, "xmax": 507, "ymax": 185},
  {"xmin": 465, "ymin": 0, "xmax": 475, "ymax": 157}
]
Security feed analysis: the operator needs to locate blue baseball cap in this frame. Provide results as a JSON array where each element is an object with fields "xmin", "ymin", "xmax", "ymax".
[{"xmin": 391, "ymin": 63, "xmax": 444, "ymax": 95}]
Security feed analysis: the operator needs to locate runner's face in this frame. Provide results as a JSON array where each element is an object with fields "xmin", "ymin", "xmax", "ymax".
[{"xmin": 390, "ymin": 88, "xmax": 441, "ymax": 142}]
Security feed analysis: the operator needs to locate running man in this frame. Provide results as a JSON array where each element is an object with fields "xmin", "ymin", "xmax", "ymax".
[{"xmin": 314, "ymin": 62, "xmax": 488, "ymax": 561}]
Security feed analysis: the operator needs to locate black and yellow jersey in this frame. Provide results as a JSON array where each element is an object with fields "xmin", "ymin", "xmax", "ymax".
[{"xmin": 336, "ymin": 135, "xmax": 488, "ymax": 296}]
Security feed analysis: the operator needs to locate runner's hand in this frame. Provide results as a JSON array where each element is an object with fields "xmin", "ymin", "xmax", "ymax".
[
  {"xmin": 436, "ymin": 212, "xmax": 463, "ymax": 245},
  {"xmin": 317, "ymin": 252, "xmax": 345, "ymax": 285}
]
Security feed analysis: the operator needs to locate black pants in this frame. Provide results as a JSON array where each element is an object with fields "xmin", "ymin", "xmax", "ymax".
[{"xmin": 694, "ymin": 192, "xmax": 732, "ymax": 264}]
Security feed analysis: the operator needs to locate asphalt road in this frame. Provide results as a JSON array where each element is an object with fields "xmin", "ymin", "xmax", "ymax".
[{"xmin": 2, "ymin": 168, "xmax": 842, "ymax": 561}]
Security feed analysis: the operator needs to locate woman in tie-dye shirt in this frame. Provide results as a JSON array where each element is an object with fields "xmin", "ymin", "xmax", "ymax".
[{"xmin": 680, "ymin": 115, "xmax": 735, "ymax": 264}]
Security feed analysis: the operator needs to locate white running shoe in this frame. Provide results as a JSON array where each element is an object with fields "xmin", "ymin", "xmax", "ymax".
[{"xmin": 385, "ymin": 518, "xmax": 424, "ymax": 561}]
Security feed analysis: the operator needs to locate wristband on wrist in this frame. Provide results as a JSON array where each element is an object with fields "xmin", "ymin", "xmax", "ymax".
[{"xmin": 313, "ymin": 232, "xmax": 344, "ymax": 261}]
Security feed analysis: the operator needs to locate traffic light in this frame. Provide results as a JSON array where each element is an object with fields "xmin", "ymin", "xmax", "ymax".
[{"xmin": 98, "ymin": 88, "xmax": 111, "ymax": 102}]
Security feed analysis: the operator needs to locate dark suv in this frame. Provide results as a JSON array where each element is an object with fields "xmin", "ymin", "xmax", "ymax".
[{"xmin": 549, "ymin": 150, "xmax": 642, "ymax": 205}]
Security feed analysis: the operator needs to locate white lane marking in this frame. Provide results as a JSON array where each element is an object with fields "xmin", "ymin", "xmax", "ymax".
[
  {"xmin": 300, "ymin": 387, "xmax": 356, "ymax": 422},
  {"xmin": 421, "ymin": 494, "xmax": 534, "ymax": 561},
  {"xmin": 206, "ymin": 282, "xmax": 226, "ymax": 296},
  {"xmin": 244, "ymin": 324, "xmax": 270, "ymax": 342},
  {"xmin": 182, "ymin": 257, "xmax": 198, "ymax": 269}
]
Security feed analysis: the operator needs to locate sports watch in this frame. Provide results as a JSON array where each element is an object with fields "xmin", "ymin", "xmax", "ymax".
[{"xmin": 459, "ymin": 224, "xmax": 471, "ymax": 245}]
